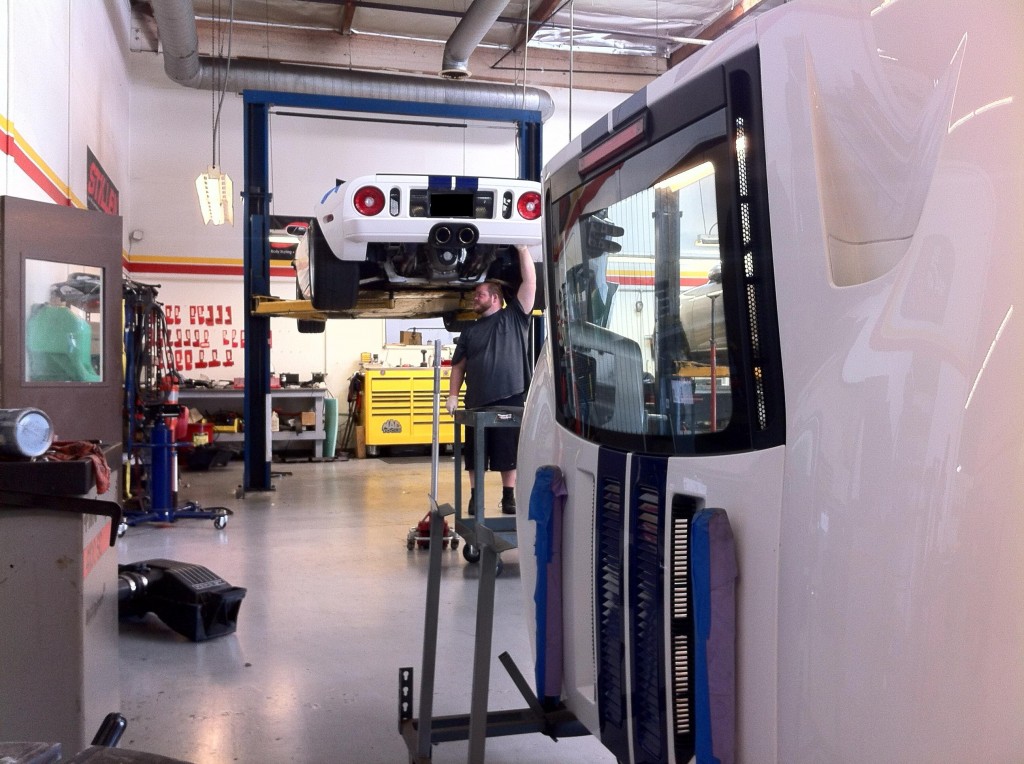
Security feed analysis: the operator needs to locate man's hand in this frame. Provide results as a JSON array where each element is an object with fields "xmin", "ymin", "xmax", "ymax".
[{"xmin": 445, "ymin": 394, "xmax": 459, "ymax": 415}]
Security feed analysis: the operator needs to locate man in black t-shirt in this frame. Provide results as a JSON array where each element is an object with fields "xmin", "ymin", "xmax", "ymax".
[{"xmin": 446, "ymin": 244, "xmax": 535, "ymax": 515}]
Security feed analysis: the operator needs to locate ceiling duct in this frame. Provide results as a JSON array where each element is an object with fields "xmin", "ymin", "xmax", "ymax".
[
  {"xmin": 150, "ymin": 0, "xmax": 554, "ymax": 121},
  {"xmin": 440, "ymin": 0, "xmax": 510, "ymax": 80}
]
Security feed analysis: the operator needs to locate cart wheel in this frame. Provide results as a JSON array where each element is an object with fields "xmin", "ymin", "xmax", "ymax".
[
  {"xmin": 463, "ymin": 544, "xmax": 481, "ymax": 563},
  {"xmin": 451, "ymin": 538, "xmax": 460, "ymax": 551},
  {"xmin": 407, "ymin": 539, "xmax": 415, "ymax": 551},
  {"xmin": 234, "ymin": 486, "xmax": 244, "ymax": 499},
  {"xmin": 117, "ymin": 521, "xmax": 128, "ymax": 538},
  {"xmin": 214, "ymin": 514, "xmax": 228, "ymax": 530},
  {"xmin": 495, "ymin": 556, "xmax": 504, "ymax": 577}
]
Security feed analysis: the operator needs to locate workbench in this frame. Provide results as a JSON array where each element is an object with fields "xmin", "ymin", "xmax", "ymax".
[
  {"xmin": 0, "ymin": 446, "xmax": 122, "ymax": 755},
  {"xmin": 179, "ymin": 387, "xmax": 327, "ymax": 458}
]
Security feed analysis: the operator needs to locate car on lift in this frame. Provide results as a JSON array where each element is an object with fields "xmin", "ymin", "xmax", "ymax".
[{"xmin": 294, "ymin": 174, "xmax": 543, "ymax": 328}]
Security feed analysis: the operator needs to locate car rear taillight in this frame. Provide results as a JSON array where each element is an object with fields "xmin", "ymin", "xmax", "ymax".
[
  {"xmin": 517, "ymin": 191, "xmax": 541, "ymax": 220},
  {"xmin": 353, "ymin": 186, "xmax": 385, "ymax": 216}
]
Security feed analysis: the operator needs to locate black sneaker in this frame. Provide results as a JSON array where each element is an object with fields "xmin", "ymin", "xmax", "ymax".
[{"xmin": 500, "ymin": 496, "xmax": 516, "ymax": 515}]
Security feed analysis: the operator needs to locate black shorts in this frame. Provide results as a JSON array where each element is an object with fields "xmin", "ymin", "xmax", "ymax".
[{"xmin": 463, "ymin": 394, "xmax": 524, "ymax": 473}]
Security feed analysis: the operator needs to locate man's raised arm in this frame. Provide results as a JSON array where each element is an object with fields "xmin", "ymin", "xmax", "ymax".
[{"xmin": 515, "ymin": 244, "xmax": 537, "ymax": 314}]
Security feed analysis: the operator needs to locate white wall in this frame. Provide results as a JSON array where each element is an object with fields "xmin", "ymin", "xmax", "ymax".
[{"xmin": 0, "ymin": 0, "xmax": 130, "ymax": 208}]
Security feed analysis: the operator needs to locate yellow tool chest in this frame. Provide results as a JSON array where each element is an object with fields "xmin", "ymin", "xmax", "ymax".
[{"xmin": 361, "ymin": 367, "xmax": 465, "ymax": 449}]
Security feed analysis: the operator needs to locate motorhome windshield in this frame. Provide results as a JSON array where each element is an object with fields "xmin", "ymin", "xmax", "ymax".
[{"xmin": 546, "ymin": 84, "xmax": 783, "ymax": 455}]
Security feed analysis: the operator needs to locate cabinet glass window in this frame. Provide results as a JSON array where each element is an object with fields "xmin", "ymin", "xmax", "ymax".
[{"xmin": 25, "ymin": 261, "xmax": 103, "ymax": 383}]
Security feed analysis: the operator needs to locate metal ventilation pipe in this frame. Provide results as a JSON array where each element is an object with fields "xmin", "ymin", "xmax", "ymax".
[
  {"xmin": 440, "ymin": 0, "xmax": 511, "ymax": 80},
  {"xmin": 150, "ymin": 0, "xmax": 554, "ymax": 120}
]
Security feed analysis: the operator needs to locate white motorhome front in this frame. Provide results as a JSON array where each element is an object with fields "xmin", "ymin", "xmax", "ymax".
[{"xmin": 517, "ymin": 1, "xmax": 1024, "ymax": 762}]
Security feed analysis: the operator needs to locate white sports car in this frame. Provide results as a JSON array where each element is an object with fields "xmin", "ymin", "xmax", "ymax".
[{"xmin": 296, "ymin": 174, "xmax": 543, "ymax": 321}]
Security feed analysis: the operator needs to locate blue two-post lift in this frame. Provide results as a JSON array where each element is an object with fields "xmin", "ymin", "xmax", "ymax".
[{"xmin": 241, "ymin": 89, "xmax": 543, "ymax": 492}]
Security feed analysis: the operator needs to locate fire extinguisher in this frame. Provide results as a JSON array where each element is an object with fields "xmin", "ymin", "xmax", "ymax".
[
  {"xmin": 158, "ymin": 374, "xmax": 181, "ymax": 507},
  {"xmin": 160, "ymin": 375, "xmax": 179, "ymax": 405}
]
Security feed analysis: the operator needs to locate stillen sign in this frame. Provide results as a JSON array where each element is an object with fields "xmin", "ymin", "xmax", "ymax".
[{"xmin": 87, "ymin": 148, "xmax": 118, "ymax": 215}]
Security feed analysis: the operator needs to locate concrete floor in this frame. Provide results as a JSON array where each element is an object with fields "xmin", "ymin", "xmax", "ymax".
[{"xmin": 116, "ymin": 454, "xmax": 617, "ymax": 764}]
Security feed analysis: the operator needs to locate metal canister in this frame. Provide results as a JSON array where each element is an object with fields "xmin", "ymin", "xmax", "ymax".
[{"xmin": 0, "ymin": 408, "xmax": 55, "ymax": 457}]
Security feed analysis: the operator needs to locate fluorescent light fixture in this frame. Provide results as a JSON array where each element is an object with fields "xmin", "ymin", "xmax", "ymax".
[
  {"xmin": 654, "ymin": 160, "xmax": 715, "ymax": 192},
  {"xmin": 870, "ymin": 0, "xmax": 900, "ymax": 17},
  {"xmin": 667, "ymin": 36, "xmax": 712, "ymax": 46},
  {"xmin": 948, "ymin": 96, "xmax": 1014, "ymax": 134},
  {"xmin": 965, "ymin": 304, "xmax": 1013, "ymax": 410},
  {"xmin": 195, "ymin": 166, "xmax": 234, "ymax": 226}
]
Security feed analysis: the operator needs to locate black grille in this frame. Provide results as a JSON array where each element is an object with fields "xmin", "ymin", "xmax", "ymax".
[
  {"xmin": 631, "ymin": 483, "xmax": 666, "ymax": 761},
  {"xmin": 670, "ymin": 495, "xmax": 698, "ymax": 760},
  {"xmin": 595, "ymin": 448, "xmax": 630, "ymax": 763},
  {"xmin": 625, "ymin": 458, "xmax": 698, "ymax": 764},
  {"xmin": 596, "ymin": 469, "xmax": 627, "ymax": 746}
]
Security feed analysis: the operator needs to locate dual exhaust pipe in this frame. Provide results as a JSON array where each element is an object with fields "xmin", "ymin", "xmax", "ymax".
[{"xmin": 429, "ymin": 223, "xmax": 478, "ymax": 248}]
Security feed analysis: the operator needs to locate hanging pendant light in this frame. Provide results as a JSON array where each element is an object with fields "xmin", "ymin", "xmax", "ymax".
[
  {"xmin": 196, "ymin": 0, "xmax": 235, "ymax": 226},
  {"xmin": 196, "ymin": 165, "xmax": 234, "ymax": 226}
]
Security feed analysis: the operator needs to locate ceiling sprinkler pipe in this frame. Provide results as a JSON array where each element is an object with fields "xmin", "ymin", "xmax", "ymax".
[
  {"xmin": 440, "ymin": 0, "xmax": 511, "ymax": 79},
  {"xmin": 150, "ymin": 0, "xmax": 553, "ymax": 120}
]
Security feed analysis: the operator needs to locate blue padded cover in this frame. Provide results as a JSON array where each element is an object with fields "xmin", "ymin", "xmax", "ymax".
[
  {"xmin": 692, "ymin": 508, "xmax": 738, "ymax": 764},
  {"xmin": 529, "ymin": 465, "xmax": 567, "ymax": 705}
]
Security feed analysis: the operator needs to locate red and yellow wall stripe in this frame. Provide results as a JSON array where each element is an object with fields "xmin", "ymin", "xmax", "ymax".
[
  {"xmin": 0, "ymin": 113, "xmax": 83, "ymax": 208},
  {"xmin": 1, "ymin": 113, "xmax": 294, "ymax": 279}
]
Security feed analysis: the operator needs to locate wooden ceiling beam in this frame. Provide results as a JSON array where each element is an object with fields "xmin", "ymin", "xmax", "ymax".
[
  {"xmin": 340, "ymin": 0, "xmax": 356, "ymax": 35},
  {"xmin": 668, "ymin": 0, "xmax": 763, "ymax": 67},
  {"xmin": 508, "ymin": 0, "xmax": 563, "ymax": 53}
]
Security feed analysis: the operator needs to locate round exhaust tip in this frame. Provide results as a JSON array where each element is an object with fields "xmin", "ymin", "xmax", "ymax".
[
  {"xmin": 458, "ymin": 227, "xmax": 478, "ymax": 246},
  {"xmin": 434, "ymin": 226, "xmax": 452, "ymax": 245}
]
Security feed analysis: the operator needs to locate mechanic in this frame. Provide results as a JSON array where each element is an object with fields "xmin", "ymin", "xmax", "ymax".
[{"xmin": 445, "ymin": 244, "xmax": 535, "ymax": 515}]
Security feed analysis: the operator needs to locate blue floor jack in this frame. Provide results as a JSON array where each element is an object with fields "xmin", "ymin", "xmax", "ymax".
[{"xmin": 119, "ymin": 405, "xmax": 233, "ymax": 536}]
